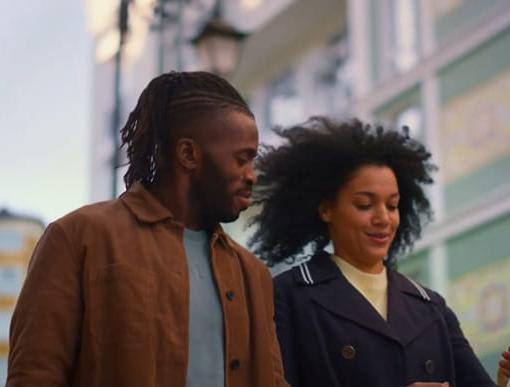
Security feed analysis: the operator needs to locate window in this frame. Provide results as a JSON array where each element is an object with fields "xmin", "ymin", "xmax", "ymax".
[
  {"xmin": 395, "ymin": 105, "xmax": 423, "ymax": 140},
  {"xmin": 378, "ymin": 0, "xmax": 421, "ymax": 78},
  {"xmin": 391, "ymin": 0, "xmax": 420, "ymax": 72},
  {"xmin": 263, "ymin": 70, "xmax": 304, "ymax": 145},
  {"xmin": 312, "ymin": 33, "xmax": 352, "ymax": 119}
]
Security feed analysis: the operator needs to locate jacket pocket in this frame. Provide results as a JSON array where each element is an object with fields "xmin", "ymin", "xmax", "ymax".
[{"xmin": 87, "ymin": 263, "xmax": 156, "ymax": 344}]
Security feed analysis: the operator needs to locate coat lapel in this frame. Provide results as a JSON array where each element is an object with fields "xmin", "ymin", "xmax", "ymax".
[
  {"xmin": 386, "ymin": 270, "xmax": 440, "ymax": 346},
  {"xmin": 304, "ymin": 256, "xmax": 398, "ymax": 343}
]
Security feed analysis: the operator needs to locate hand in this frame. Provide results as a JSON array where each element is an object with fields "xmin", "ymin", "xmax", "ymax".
[
  {"xmin": 407, "ymin": 383, "xmax": 449, "ymax": 387},
  {"xmin": 500, "ymin": 346, "xmax": 510, "ymax": 378}
]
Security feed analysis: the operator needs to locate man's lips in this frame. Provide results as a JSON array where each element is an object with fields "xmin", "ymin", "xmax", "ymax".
[
  {"xmin": 236, "ymin": 190, "xmax": 252, "ymax": 208},
  {"xmin": 237, "ymin": 189, "xmax": 252, "ymax": 199}
]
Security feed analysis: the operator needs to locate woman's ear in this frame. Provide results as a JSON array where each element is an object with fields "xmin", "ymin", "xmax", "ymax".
[
  {"xmin": 318, "ymin": 199, "xmax": 331, "ymax": 223},
  {"xmin": 175, "ymin": 138, "xmax": 201, "ymax": 171}
]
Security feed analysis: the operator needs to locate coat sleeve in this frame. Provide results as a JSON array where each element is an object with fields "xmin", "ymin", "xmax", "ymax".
[
  {"xmin": 273, "ymin": 274, "xmax": 300, "ymax": 387},
  {"xmin": 7, "ymin": 222, "xmax": 82, "ymax": 387},
  {"xmin": 260, "ymin": 268, "xmax": 290, "ymax": 387},
  {"xmin": 440, "ymin": 298, "xmax": 495, "ymax": 386}
]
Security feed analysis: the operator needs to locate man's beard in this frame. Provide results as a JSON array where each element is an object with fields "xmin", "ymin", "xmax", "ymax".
[{"xmin": 191, "ymin": 154, "xmax": 238, "ymax": 228}]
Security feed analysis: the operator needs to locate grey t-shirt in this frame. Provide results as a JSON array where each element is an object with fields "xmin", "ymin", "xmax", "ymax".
[{"xmin": 183, "ymin": 228, "xmax": 225, "ymax": 387}]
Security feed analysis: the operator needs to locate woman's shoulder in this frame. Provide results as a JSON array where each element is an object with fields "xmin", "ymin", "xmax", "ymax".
[
  {"xmin": 389, "ymin": 269, "xmax": 446, "ymax": 306},
  {"xmin": 273, "ymin": 264, "xmax": 299, "ymax": 288},
  {"xmin": 273, "ymin": 251, "xmax": 340, "ymax": 289}
]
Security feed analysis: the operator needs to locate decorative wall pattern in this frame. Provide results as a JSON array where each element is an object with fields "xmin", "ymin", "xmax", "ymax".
[
  {"xmin": 439, "ymin": 69, "xmax": 510, "ymax": 182},
  {"xmin": 449, "ymin": 257, "xmax": 510, "ymax": 357}
]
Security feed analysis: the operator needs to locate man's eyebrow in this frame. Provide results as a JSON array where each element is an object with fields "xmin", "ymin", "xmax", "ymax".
[{"xmin": 236, "ymin": 148, "xmax": 257, "ymax": 158}]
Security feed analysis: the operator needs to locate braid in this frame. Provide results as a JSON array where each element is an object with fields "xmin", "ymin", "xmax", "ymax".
[{"xmin": 120, "ymin": 71, "xmax": 253, "ymax": 189}]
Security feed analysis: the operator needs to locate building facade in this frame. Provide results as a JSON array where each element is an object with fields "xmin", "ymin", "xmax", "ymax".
[{"xmin": 0, "ymin": 209, "xmax": 45, "ymax": 384}]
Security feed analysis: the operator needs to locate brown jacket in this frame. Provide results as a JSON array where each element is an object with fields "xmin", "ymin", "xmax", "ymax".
[{"xmin": 8, "ymin": 183, "xmax": 288, "ymax": 387}]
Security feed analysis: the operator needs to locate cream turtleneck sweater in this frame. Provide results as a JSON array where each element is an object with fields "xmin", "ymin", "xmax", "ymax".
[{"xmin": 331, "ymin": 254, "xmax": 388, "ymax": 320}]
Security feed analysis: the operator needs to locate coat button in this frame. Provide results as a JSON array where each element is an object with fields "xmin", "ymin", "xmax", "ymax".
[
  {"xmin": 424, "ymin": 359, "xmax": 435, "ymax": 374},
  {"xmin": 230, "ymin": 359, "xmax": 240, "ymax": 370},
  {"xmin": 341, "ymin": 345, "xmax": 356, "ymax": 360},
  {"xmin": 226, "ymin": 290, "xmax": 235, "ymax": 301}
]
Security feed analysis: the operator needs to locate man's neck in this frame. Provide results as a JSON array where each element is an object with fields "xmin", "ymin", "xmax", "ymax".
[{"xmin": 149, "ymin": 173, "xmax": 205, "ymax": 230}]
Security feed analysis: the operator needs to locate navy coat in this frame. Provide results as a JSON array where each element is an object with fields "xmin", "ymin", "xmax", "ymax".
[{"xmin": 273, "ymin": 252, "xmax": 495, "ymax": 387}]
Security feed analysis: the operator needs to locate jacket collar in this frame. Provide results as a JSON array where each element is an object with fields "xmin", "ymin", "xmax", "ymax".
[
  {"xmin": 120, "ymin": 182, "xmax": 231, "ymax": 247},
  {"xmin": 294, "ymin": 251, "xmax": 438, "ymax": 345},
  {"xmin": 120, "ymin": 182, "xmax": 174, "ymax": 224}
]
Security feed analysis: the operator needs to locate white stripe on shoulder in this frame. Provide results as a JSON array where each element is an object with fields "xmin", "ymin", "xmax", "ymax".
[
  {"xmin": 405, "ymin": 276, "xmax": 431, "ymax": 301},
  {"xmin": 303, "ymin": 262, "xmax": 314, "ymax": 285},
  {"xmin": 298, "ymin": 264, "xmax": 310, "ymax": 285}
]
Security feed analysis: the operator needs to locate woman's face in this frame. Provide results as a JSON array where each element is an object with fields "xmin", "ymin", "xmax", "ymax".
[{"xmin": 319, "ymin": 165, "xmax": 400, "ymax": 273}]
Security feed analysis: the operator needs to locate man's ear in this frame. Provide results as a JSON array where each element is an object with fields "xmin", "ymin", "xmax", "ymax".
[
  {"xmin": 175, "ymin": 138, "xmax": 201, "ymax": 171},
  {"xmin": 318, "ymin": 199, "xmax": 331, "ymax": 223}
]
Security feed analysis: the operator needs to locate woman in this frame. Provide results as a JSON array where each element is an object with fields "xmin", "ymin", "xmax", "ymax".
[{"xmin": 250, "ymin": 118, "xmax": 505, "ymax": 387}]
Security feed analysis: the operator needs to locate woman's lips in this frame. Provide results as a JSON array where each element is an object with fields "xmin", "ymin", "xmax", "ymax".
[{"xmin": 365, "ymin": 232, "xmax": 391, "ymax": 244}]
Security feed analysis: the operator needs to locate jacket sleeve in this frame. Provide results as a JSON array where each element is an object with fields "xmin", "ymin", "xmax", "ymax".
[
  {"xmin": 259, "ymin": 267, "xmax": 290, "ymax": 387},
  {"xmin": 273, "ymin": 274, "xmax": 299, "ymax": 387},
  {"xmin": 440, "ymin": 298, "xmax": 495, "ymax": 386},
  {"xmin": 7, "ymin": 222, "xmax": 82, "ymax": 387}
]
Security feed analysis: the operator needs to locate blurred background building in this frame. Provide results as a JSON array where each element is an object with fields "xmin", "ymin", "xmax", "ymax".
[
  {"xmin": 0, "ymin": 210, "xmax": 45, "ymax": 383},
  {"xmin": 80, "ymin": 0, "xmax": 509, "ymax": 380}
]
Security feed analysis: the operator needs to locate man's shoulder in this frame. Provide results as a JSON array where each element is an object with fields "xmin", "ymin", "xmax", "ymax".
[{"xmin": 53, "ymin": 197, "xmax": 129, "ymax": 232}]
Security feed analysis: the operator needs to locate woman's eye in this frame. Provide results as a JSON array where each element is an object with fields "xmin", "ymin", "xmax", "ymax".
[
  {"xmin": 387, "ymin": 204, "xmax": 399, "ymax": 211},
  {"xmin": 355, "ymin": 204, "xmax": 371, "ymax": 210}
]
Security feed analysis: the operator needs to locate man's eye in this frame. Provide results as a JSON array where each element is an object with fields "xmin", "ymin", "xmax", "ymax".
[
  {"xmin": 236, "ymin": 156, "xmax": 249, "ymax": 165},
  {"xmin": 355, "ymin": 204, "xmax": 371, "ymax": 210}
]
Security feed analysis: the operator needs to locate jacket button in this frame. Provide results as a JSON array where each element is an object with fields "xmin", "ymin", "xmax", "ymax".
[
  {"xmin": 230, "ymin": 359, "xmax": 240, "ymax": 370},
  {"xmin": 341, "ymin": 345, "xmax": 356, "ymax": 360},
  {"xmin": 226, "ymin": 290, "xmax": 235, "ymax": 301},
  {"xmin": 424, "ymin": 359, "xmax": 435, "ymax": 374}
]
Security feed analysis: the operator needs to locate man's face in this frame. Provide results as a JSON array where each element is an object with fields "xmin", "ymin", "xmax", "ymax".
[{"xmin": 193, "ymin": 110, "xmax": 258, "ymax": 224}]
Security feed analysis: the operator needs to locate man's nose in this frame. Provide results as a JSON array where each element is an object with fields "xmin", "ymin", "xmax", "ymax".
[{"xmin": 245, "ymin": 164, "xmax": 257, "ymax": 185}]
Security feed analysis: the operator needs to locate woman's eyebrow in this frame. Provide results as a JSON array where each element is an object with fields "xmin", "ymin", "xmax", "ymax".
[{"xmin": 354, "ymin": 192, "xmax": 400, "ymax": 198}]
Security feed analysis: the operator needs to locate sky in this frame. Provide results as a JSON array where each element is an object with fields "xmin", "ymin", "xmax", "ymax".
[{"xmin": 0, "ymin": 1, "xmax": 92, "ymax": 224}]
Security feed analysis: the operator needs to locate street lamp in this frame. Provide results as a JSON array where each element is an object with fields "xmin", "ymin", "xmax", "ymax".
[
  {"xmin": 191, "ymin": 0, "xmax": 247, "ymax": 78},
  {"xmin": 111, "ymin": 0, "xmax": 131, "ymax": 198}
]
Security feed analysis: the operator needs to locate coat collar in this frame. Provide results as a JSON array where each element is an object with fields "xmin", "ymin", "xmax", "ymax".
[
  {"xmin": 292, "ymin": 251, "xmax": 340, "ymax": 285},
  {"xmin": 294, "ymin": 251, "xmax": 439, "ymax": 345}
]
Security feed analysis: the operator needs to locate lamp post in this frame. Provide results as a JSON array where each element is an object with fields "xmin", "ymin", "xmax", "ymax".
[
  {"xmin": 153, "ymin": 0, "xmax": 185, "ymax": 73},
  {"xmin": 191, "ymin": 0, "xmax": 247, "ymax": 78},
  {"xmin": 111, "ymin": 0, "xmax": 130, "ymax": 198}
]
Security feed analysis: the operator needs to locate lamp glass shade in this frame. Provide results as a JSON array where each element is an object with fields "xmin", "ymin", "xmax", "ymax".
[{"xmin": 196, "ymin": 32, "xmax": 241, "ymax": 77}]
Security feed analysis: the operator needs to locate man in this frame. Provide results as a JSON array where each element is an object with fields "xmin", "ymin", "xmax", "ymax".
[{"xmin": 8, "ymin": 71, "xmax": 288, "ymax": 387}]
